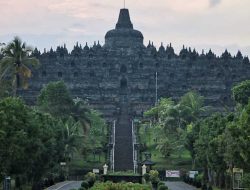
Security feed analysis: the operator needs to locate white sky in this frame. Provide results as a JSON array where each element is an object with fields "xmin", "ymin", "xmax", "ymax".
[{"xmin": 0, "ymin": 0, "xmax": 249, "ymax": 56}]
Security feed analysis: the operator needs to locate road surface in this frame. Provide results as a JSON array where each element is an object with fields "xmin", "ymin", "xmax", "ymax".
[
  {"xmin": 46, "ymin": 181, "xmax": 82, "ymax": 190},
  {"xmin": 165, "ymin": 181, "xmax": 197, "ymax": 190}
]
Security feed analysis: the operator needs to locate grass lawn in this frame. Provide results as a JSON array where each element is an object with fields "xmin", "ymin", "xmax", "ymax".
[{"xmin": 69, "ymin": 151, "xmax": 107, "ymax": 172}]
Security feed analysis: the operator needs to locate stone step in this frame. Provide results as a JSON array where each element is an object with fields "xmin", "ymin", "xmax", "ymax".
[{"xmin": 114, "ymin": 103, "xmax": 134, "ymax": 171}]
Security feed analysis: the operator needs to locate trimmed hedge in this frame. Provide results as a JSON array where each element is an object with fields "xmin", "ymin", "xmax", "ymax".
[{"xmin": 90, "ymin": 181, "xmax": 151, "ymax": 190}]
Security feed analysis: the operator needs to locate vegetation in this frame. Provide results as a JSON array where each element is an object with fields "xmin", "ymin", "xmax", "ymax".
[
  {"xmin": 0, "ymin": 38, "xmax": 108, "ymax": 189},
  {"xmin": 141, "ymin": 91, "xmax": 208, "ymax": 169},
  {"xmin": 0, "ymin": 97, "xmax": 65, "ymax": 187},
  {"xmin": 141, "ymin": 81, "xmax": 250, "ymax": 189},
  {"xmin": 0, "ymin": 37, "xmax": 39, "ymax": 96},
  {"xmin": 90, "ymin": 181, "xmax": 151, "ymax": 190}
]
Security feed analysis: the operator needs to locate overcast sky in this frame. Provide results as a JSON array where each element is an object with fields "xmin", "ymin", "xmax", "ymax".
[{"xmin": 0, "ymin": 0, "xmax": 249, "ymax": 56}]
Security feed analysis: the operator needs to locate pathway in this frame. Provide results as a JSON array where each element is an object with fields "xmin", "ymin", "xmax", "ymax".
[
  {"xmin": 46, "ymin": 181, "xmax": 82, "ymax": 190},
  {"xmin": 165, "ymin": 181, "xmax": 197, "ymax": 190}
]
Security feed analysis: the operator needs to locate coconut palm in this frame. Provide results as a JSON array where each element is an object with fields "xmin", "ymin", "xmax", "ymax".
[
  {"xmin": 0, "ymin": 36, "xmax": 39, "ymax": 96},
  {"xmin": 72, "ymin": 98, "xmax": 91, "ymax": 134},
  {"xmin": 179, "ymin": 91, "xmax": 209, "ymax": 123},
  {"xmin": 62, "ymin": 117, "xmax": 84, "ymax": 161}
]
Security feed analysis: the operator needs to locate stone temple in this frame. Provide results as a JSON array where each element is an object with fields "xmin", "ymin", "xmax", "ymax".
[
  {"xmin": 24, "ymin": 8, "xmax": 250, "ymax": 121},
  {"xmin": 21, "ymin": 8, "xmax": 250, "ymax": 171}
]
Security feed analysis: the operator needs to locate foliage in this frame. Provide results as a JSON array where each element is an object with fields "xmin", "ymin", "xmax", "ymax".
[
  {"xmin": 81, "ymin": 181, "xmax": 89, "ymax": 189},
  {"xmin": 143, "ymin": 91, "xmax": 207, "ymax": 159},
  {"xmin": 243, "ymin": 173, "xmax": 250, "ymax": 190},
  {"xmin": 62, "ymin": 116, "xmax": 84, "ymax": 162},
  {"xmin": 183, "ymin": 81, "xmax": 250, "ymax": 188},
  {"xmin": 37, "ymin": 81, "xmax": 74, "ymax": 119},
  {"xmin": 90, "ymin": 181, "xmax": 151, "ymax": 190},
  {"xmin": 85, "ymin": 110, "xmax": 107, "ymax": 156},
  {"xmin": 37, "ymin": 81, "xmax": 108, "ymax": 171},
  {"xmin": 85, "ymin": 172, "xmax": 96, "ymax": 182},
  {"xmin": 107, "ymin": 171, "xmax": 140, "ymax": 176},
  {"xmin": 156, "ymin": 138, "xmax": 173, "ymax": 158},
  {"xmin": 232, "ymin": 80, "xmax": 250, "ymax": 106},
  {"xmin": 0, "ymin": 36, "xmax": 39, "ymax": 96},
  {"xmin": 143, "ymin": 173, "xmax": 150, "ymax": 182},
  {"xmin": 0, "ymin": 97, "xmax": 64, "ymax": 185},
  {"xmin": 158, "ymin": 185, "xmax": 168, "ymax": 190},
  {"xmin": 149, "ymin": 170, "xmax": 160, "ymax": 183}
]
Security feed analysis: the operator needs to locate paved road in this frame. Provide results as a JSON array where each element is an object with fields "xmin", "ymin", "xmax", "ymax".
[
  {"xmin": 165, "ymin": 181, "xmax": 197, "ymax": 190},
  {"xmin": 46, "ymin": 181, "xmax": 82, "ymax": 190}
]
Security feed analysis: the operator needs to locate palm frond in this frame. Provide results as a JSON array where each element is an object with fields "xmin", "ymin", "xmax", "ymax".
[{"xmin": 23, "ymin": 57, "xmax": 39, "ymax": 67}]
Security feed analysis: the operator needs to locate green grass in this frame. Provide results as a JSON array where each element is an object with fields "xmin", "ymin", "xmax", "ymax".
[
  {"xmin": 69, "ymin": 152, "xmax": 107, "ymax": 171},
  {"xmin": 151, "ymin": 148, "xmax": 192, "ymax": 170}
]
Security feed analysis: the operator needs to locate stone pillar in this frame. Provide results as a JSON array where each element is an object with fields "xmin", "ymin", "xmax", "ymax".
[
  {"xmin": 142, "ymin": 164, "xmax": 147, "ymax": 175},
  {"xmin": 103, "ymin": 164, "xmax": 108, "ymax": 175}
]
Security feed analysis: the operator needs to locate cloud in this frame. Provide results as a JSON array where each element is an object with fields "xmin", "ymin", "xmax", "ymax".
[{"xmin": 209, "ymin": 0, "xmax": 222, "ymax": 7}]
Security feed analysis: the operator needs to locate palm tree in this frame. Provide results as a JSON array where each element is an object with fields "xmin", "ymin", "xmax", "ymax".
[
  {"xmin": 62, "ymin": 117, "xmax": 84, "ymax": 161},
  {"xmin": 179, "ymin": 91, "xmax": 209, "ymax": 123},
  {"xmin": 0, "ymin": 36, "xmax": 39, "ymax": 96},
  {"xmin": 72, "ymin": 98, "xmax": 91, "ymax": 134}
]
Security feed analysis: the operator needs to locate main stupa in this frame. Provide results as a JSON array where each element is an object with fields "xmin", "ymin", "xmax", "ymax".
[{"xmin": 104, "ymin": 9, "xmax": 144, "ymax": 48}]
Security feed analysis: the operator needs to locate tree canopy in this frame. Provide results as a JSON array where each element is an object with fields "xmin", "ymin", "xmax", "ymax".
[{"xmin": 0, "ymin": 37, "xmax": 39, "ymax": 96}]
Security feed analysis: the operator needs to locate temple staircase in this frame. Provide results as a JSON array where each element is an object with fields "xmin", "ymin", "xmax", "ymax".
[{"xmin": 114, "ymin": 98, "xmax": 134, "ymax": 171}]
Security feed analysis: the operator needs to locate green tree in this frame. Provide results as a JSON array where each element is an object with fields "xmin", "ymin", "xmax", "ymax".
[
  {"xmin": 0, "ymin": 97, "xmax": 64, "ymax": 187},
  {"xmin": 194, "ymin": 114, "xmax": 228, "ymax": 187},
  {"xmin": 0, "ymin": 37, "xmax": 39, "ymax": 96},
  {"xmin": 179, "ymin": 91, "xmax": 208, "ymax": 123},
  {"xmin": 62, "ymin": 116, "xmax": 84, "ymax": 162},
  {"xmin": 38, "ymin": 81, "xmax": 91, "ymax": 133},
  {"xmin": 156, "ymin": 138, "xmax": 173, "ymax": 158},
  {"xmin": 232, "ymin": 80, "xmax": 250, "ymax": 106},
  {"xmin": 37, "ymin": 81, "xmax": 74, "ymax": 118}
]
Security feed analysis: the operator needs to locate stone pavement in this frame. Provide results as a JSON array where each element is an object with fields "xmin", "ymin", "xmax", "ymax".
[
  {"xmin": 165, "ymin": 181, "xmax": 197, "ymax": 190},
  {"xmin": 46, "ymin": 181, "xmax": 82, "ymax": 190}
]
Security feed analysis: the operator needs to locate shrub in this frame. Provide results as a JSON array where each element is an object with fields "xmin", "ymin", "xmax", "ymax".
[
  {"xmin": 81, "ymin": 181, "xmax": 89, "ymax": 189},
  {"xmin": 158, "ymin": 185, "xmax": 168, "ymax": 190},
  {"xmin": 149, "ymin": 170, "xmax": 160, "ymax": 184},
  {"xmin": 143, "ymin": 173, "xmax": 150, "ymax": 183},
  {"xmin": 84, "ymin": 172, "xmax": 96, "ymax": 188},
  {"xmin": 90, "ymin": 182, "xmax": 151, "ymax": 190},
  {"xmin": 158, "ymin": 181, "xmax": 165, "ymax": 186}
]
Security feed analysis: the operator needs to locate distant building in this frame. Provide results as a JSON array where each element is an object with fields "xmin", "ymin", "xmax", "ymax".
[{"xmin": 22, "ymin": 8, "xmax": 250, "ymax": 121}]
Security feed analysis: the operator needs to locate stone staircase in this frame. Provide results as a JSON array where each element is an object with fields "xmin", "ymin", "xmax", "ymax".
[{"xmin": 114, "ymin": 98, "xmax": 134, "ymax": 171}]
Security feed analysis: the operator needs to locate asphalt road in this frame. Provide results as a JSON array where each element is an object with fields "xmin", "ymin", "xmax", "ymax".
[
  {"xmin": 165, "ymin": 181, "xmax": 197, "ymax": 190},
  {"xmin": 46, "ymin": 181, "xmax": 82, "ymax": 190}
]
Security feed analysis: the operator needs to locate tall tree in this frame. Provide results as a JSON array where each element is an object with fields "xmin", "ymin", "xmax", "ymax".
[
  {"xmin": 232, "ymin": 80, "xmax": 250, "ymax": 106},
  {"xmin": 0, "ymin": 97, "xmax": 65, "ymax": 187},
  {"xmin": 179, "ymin": 91, "xmax": 208, "ymax": 122},
  {"xmin": 37, "ymin": 81, "xmax": 91, "ymax": 133},
  {"xmin": 0, "ymin": 37, "xmax": 39, "ymax": 96}
]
